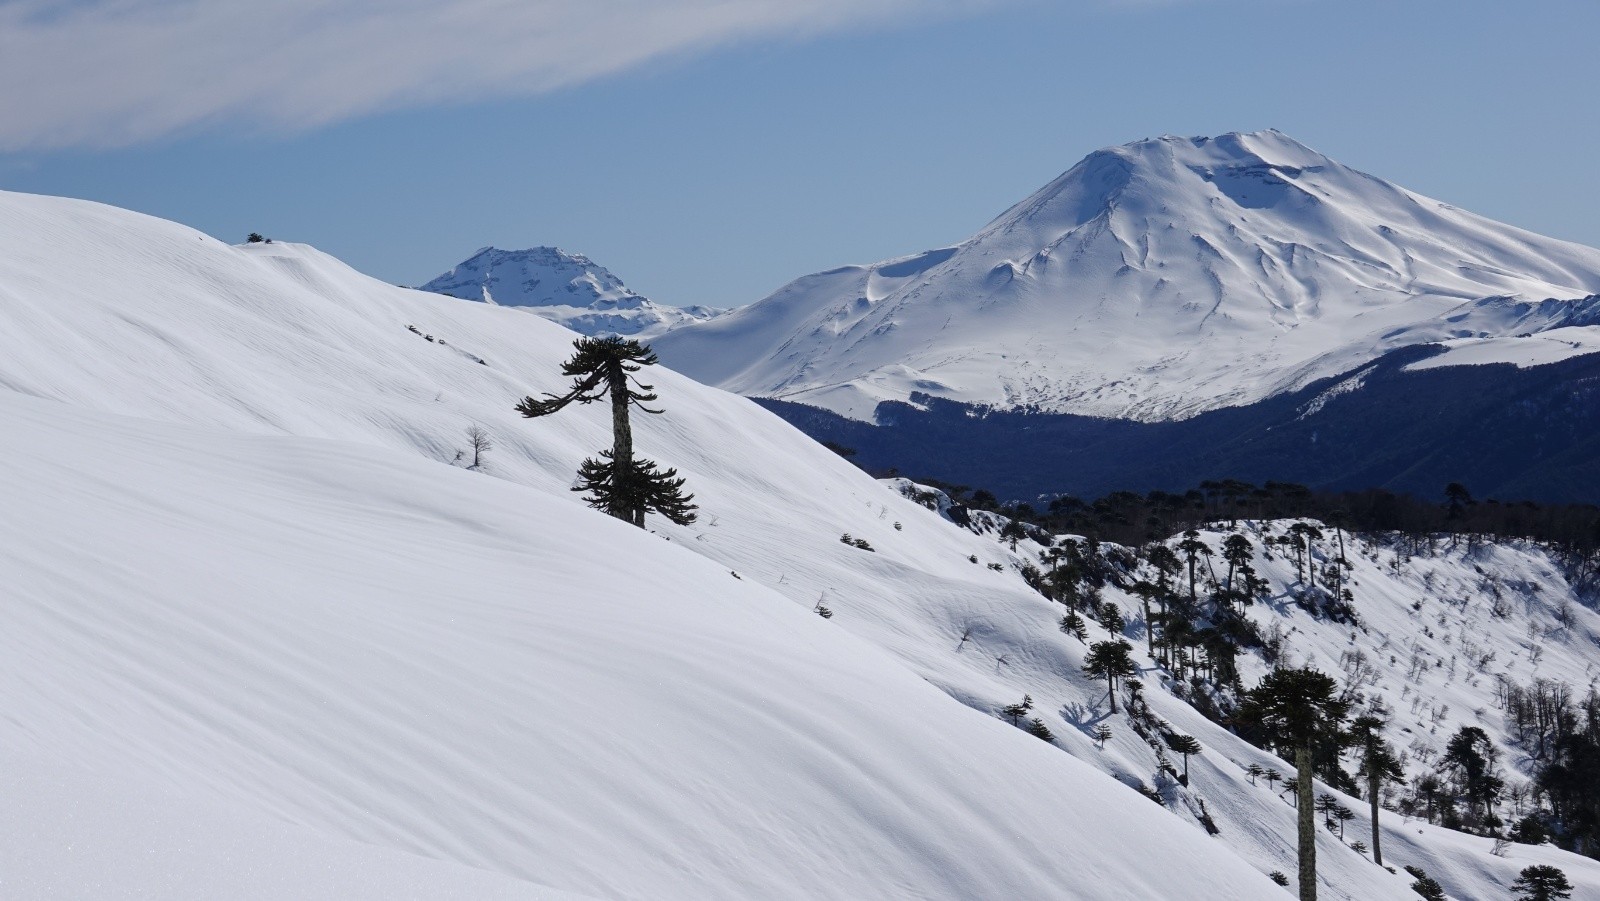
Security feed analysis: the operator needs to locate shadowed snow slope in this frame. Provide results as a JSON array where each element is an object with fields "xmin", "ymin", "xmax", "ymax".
[
  {"xmin": 653, "ymin": 130, "xmax": 1600, "ymax": 422},
  {"xmin": 3, "ymin": 187, "xmax": 1597, "ymax": 899}
]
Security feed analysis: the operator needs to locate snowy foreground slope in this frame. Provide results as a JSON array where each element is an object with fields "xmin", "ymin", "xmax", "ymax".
[
  {"xmin": 0, "ymin": 189, "xmax": 1284, "ymax": 899},
  {"xmin": 1, "ymin": 188, "xmax": 1597, "ymax": 898},
  {"xmin": 419, "ymin": 245, "xmax": 718, "ymax": 337},
  {"xmin": 653, "ymin": 130, "xmax": 1600, "ymax": 422},
  {"xmin": 0, "ymin": 393, "xmax": 1281, "ymax": 900}
]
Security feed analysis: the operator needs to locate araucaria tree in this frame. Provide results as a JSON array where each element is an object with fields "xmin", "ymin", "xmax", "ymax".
[
  {"xmin": 1510, "ymin": 865, "xmax": 1573, "ymax": 901},
  {"xmin": 1221, "ymin": 533, "xmax": 1255, "ymax": 602},
  {"xmin": 1239, "ymin": 667, "xmax": 1350, "ymax": 901},
  {"xmin": 517, "ymin": 336, "xmax": 696, "ymax": 527},
  {"xmin": 1083, "ymin": 639, "xmax": 1137, "ymax": 713},
  {"xmin": 1177, "ymin": 530, "xmax": 1208, "ymax": 604},
  {"xmin": 1165, "ymin": 733, "xmax": 1202, "ymax": 786},
  {"xmin": 1442, "ymin": 725, "xmax": 1503, "ymax": 829},
  {"xmin": 1349, "ymin": 715, "xmax": 1403, "ymax": 866}
]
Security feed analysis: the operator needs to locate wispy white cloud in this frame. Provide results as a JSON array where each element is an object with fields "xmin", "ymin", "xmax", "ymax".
[{"xmin": 0, "ymin": 0, "xmax": 998, "ymax": 151}]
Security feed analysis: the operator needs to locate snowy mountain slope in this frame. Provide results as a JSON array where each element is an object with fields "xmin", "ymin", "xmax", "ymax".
[
  {"xmin": 0, "ymin": 188, "xmax": 1300, "ymax": 898},
  {"xmin": 3, "ymin": 187, "xmax": 1597, "ymax": 898},
  {"xmin": 1407, "ymin": 325, "xmax": 1600, "ymax": 372},
  {"xmin": 652, "ymin": 130, "xmax": 1600, "ymax": 422},
  {"xmin": 1229, "ymin": 528, "xmax": 1600, "ymax": 787},
  {"xmin": 0, "ymin": 390, "xmax": 1293, "ymax": 901},
  {"xmin": 1176, "ymin": 521, "xmax": 1600, "ymax": 900},
  {"xmin": 0, "ymin": 749, "xmax": 592, "ymax": 901},
  {"xmin": 881, "ymin": 487, "xmax": 1600, "ymax": 901},
  {"xmin": 419, "ymin": 246, "xmax": 719, "ymax": 338}
]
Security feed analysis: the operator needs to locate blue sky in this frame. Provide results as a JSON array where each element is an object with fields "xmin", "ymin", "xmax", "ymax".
[{"xmin": 2, "ymin": 0, "xmax": 1597, "ymax": 308}]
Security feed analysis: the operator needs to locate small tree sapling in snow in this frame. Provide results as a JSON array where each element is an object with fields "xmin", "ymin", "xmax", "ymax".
[
  {"xmin": 1001, "ymin": 694, "xmax": 1033, "ymax": 726},
  {"xmin": 1094, "ymin": 723, "xmax": 1112, "ymax": 749},
  {"xmin": 1403, "ymin": 866, "xmax": 1446, "ymax": 901},
  {"xmin": 1000, "ymin": 518, "xmax": 1027, "ymax": 551},
  {"xmin": 1059, "ymin": 612, "xmax": 1088, "ymax": 643},
  {"xmin": 1333, "ymin": 805, "xmax": 1354, "ymax": 839},
  {"xmin": 1025, "ymin": 718, "xmax": 1054, "ymax": 742},
  {"xmin": 1314, "ymin": 794, "xmax": 1338, "ymax": 828},
  {"xmin": 465, "ymin": 425, "xmax": 493, "ymax": 470}
]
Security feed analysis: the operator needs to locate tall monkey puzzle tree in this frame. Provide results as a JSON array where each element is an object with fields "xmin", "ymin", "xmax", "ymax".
[
  {"xmin": 1177, "ymin": 530, "xmax": 1208, "ymax": 604},
  {"xmin": 1350, "ymin": 715, "xmax": 1404, "ymax": 866},
  {"xmin": 1239, "ymin": 667, "xmax": 1350, "ymax": 901},
  {"xmin": 1222, "ymin": 533, "xmax": 1254, "ymax": 598},
  {"xmin": 517, "ymin": 336, "xmax": 697, "ymax": 528}
]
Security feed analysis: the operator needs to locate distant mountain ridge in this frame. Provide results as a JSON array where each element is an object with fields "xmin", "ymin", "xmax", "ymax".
[
  {"xmin": 757, "ymin": 335, "xmax": 1600, "ymax": 504},
  {"xmin": 420, "ymin": 245, "xmax": 720, "ymax": 338},
  {"xmin": 652, "ymin": 129, "xmax": 1600, "ymax": 422}
]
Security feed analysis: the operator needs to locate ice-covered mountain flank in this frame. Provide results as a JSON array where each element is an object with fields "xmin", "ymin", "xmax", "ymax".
[
  {"xmin": 421, "ymin": 245, "xmax": 719, "ymax": 338},
  {"xmin": 653, "ymin": 129, "xmax": 1600, "ymax": 423}
]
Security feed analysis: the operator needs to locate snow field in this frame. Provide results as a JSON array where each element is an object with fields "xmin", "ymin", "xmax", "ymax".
[
  {"xmin": 0, "ymin": 391, "xmax": 1282, "ymax": 900},
  {"xmin": 4, "ymin": 186, "xmax": 1599, "ymax": 898}
]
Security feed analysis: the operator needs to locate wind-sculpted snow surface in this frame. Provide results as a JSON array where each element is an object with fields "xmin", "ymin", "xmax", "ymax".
[
  {"xmin": 0, "ymin": 393, "xmax": 1286, "ymax": 900},
  {"xmin": 2, "ymin": 188, "xmax": 1597, "ymax": 898},
  {"xmin": 652, "ymin": 130, "xmax": 1600, "ymax": 422},
  {"xmin": 420, "ymin": 245, "xmax": 719, "ymax": 338},
  {"xmin": 0, "ymin": 189, "xmax": 1287, "ymax": 899}
]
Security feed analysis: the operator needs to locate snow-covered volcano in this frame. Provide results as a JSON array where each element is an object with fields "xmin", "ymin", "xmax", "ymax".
[
  {"xmin": 653, "ymin": 130, "xmax": 1600, "ymax": 421},
  {"xmin": 420, "ymin": 246, "xmax": 719, "ymax": 337}
]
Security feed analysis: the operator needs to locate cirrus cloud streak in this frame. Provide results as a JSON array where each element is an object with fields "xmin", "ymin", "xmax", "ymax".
[{"xmin": 0, "ymin": 0, "xmax": 999, "ymax": 150}]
